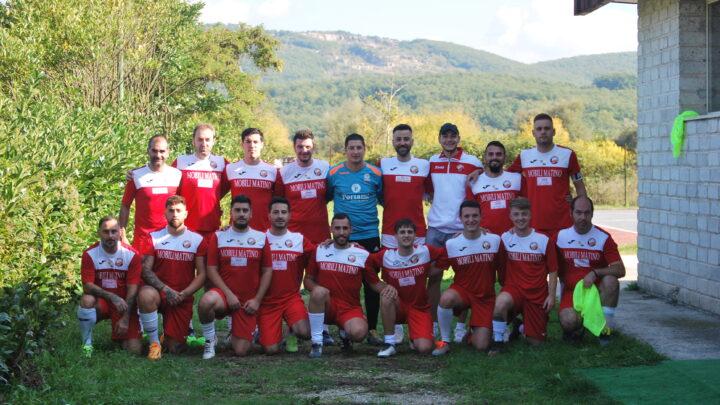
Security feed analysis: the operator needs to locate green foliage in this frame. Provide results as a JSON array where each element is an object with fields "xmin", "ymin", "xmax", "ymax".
[
  {"xmin": 594, "ymin": 73, "xmax": 637, "ymax": 90},
  {"xmin": 0, "ymin": 0, "xmax": 283, "ymax": 390}
]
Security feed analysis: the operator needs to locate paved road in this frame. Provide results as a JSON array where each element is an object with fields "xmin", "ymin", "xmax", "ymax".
[{"xmin": 593, "ymin": 209, "xmax": 637, "ymax": 233}]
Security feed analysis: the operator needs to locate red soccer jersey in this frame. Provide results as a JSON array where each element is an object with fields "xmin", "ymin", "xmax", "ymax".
[
  {"xmin": 507, "ymin": 145, "xmax": 581, "ymax": 231},
  {"xmin": 277, "ymin": 159, "xmax": 330, "ymax": 244},
  {"xmin": 207, "ymin": 227, "xmax": 267, "ymax": 301},
  {"xmin": 261, "ymin": 230, "xmax": 314, "ymax": 304},
  {"xmin": 380, "ymin": 156, "xmax": 430, "ymax": 246},
  {"xmin": 307, "ymin": 244, "xmax": 380, "ymax": 307},
  {"xmin": 121, "ymin": 165, "xmax": 182, "ymax": 236},
  {"xmin": 225, "ymin": 160, "xmax": 280, "ymax": 232},
  {"xmin": 556, "ymin": 225, "xmax": 622, "ymax": 288},
  {"xmin": 437, "ymin": 233, "xmax": 504, "ymax": 299},
  {"xmin": 144, "ymin": 227, "xmax": 207, "ymax": 292},
  {"xmin": 173, "ymin": 154, "xmax": 229, "ymax": 233},
  {"xmin": 81, "ymin": 242, "xmax": 142, "ymax": 297},
  {"xmin": 368, "ymin": 245, "xmax": 447, "ymax": 310},
  {"xmin": 501, "ymin": 229, "xmax": 558, "ymax": 302},
  {"xmin": 470, "ymin": 171, "xmax": 523, "ymax": 235}
]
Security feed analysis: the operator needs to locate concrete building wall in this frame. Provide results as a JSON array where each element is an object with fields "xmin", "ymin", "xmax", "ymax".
[{"xmin": 637, "ymin": 0, "xmax": 720, "ymax": 314}]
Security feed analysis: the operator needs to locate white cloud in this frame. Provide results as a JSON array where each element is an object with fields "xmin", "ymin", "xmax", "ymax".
[
  {"xmin": 482, "ymin": 1, "xmax": 637, "ymax": 62},
  {"xmin": 197, "ymin": 0, "xmax": 251, "ymax": 24},
  {"xmin": 256, "ymin": 0, "xmax": 290, "ymax": 18}
]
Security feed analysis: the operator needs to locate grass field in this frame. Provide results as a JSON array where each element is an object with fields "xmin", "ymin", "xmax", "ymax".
[{"xmin": 8, "ymin": 277, "xmax": 664, "ymax": 404}]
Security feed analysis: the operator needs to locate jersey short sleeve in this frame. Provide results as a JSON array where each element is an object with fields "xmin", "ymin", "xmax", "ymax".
[
  {"xmin": 507, "ymin": 155, "xmax": 522, "ymax": 173},
  {"xmin": 206, "ymin": 232, "xmax": 220, "ymax": 267},
  {"xmin": 261, "ymin": 241, "xmax": 272, "ymax": 268},
  {"xmin": 127, "ymin": 252, "xmax": 142, "ymax": 285},
  {"xmin": 603, "ymin": 235, "xmax": 622, "ymax": 264},
  {"xmin": 545, "ymin": 237, "xmax": 559, "ymax": 274},
  {"xmin": 80, "ymin": 251, "xmax": 95, "ymax": 284},
  {"xmin": 121, "ymin": 180, "xmax": 137, "ymax": 207}
]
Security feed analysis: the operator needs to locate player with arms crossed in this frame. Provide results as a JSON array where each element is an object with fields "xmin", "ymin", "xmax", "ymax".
[
  {"xmin": 432, "ymin": 200, "xmax": 504, "ymax": 355},
  {"xmin": 119, "ymin": 135, "xmax": 182, "ymax": 249},
  {"xmin": 507, "ymin": 114, "xmax": 587, "ymax": 239},
  {"xmin": 490, "ymin": 197, "xmax": 558, "ymax": 353},
  {"xmin": 304, "ymin": 213, "xmax": 397, "ymax": 358},
  {"xmin": 257, "ymin": 196, "xmax": 313, "ymax": 355},
  {"xmin": 197, "ymin": 195, "xmax": 272, "ymax": 359},
  {"xmin": 556, "ymin": 196, "xmax": 625, "ymax": 343},
  {"xmin": 225, "ymin": 128, "xmax": 280, "ymax": 231},
  {"xmin": 137, "ymin": 196, "xmax": 207, "ymax": 360},
  {"xmin": 78, "ymin": 215, "xmax": 143, "ymax": 357},
  {"xmin": 369, "ymin": 219, "xmax": 447, "ymax": 357}
]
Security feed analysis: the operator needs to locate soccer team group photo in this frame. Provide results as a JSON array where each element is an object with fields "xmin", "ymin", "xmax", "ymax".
[{"xmin": 78, "ymin": 114, "xmax": 626, "ymax": 361}]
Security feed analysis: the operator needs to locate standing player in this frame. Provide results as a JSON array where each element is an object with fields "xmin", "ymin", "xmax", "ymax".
[
  {"xmin": 327, "ymin": 133, "xmax": 384, "ymax": 345},
  {"xmin": 379, "ymin": 124, "xmax": 430, "ymax": 248},
  {"xmin": 277, "ymin": 129, "xmax": 330, "ymax": 244},
  {"xmin": 432, "ymin": 200, "xmax": 504, "ymax": 355},
  {"xmin": 380, "ymin": 124, "xmax": 430, "ymax": 344},
  {"xmin": 470, "ymin": 141, "xmax": 523, "ymax": 235},
  {"xmin": 137, "ymin": 196, "xmax": 207, "ymax": 360},
  {"xmin": 426, "ymin": 123, "xmax": 481, "ymax": 339},
  {"xmin": 257, "ymin": 197, "xmax": 313, "ymax": 355},
  {"xmin": 78, "ymin": 215, "xmax": 142, "ymax": 357},
  {"xmin": 556, "ymin": 196, "xmax": 625, "ymax": 343},
  {"xmin": 369, "ymin": 219, "xmax": 447, "ymax": 357},
  {"xmin": 197, "ymin": 195, "xmax": 272, "ymax": 359},
  {"xmin": 172, "ymin": 124, "xmax": 229, "ymax": 239},
  {"xmin": 304, "ymin": 213, "xmax": 396, "ymax": 358},
  {"xmin": 490, "ymin": 197, "xmax": 558, "ymax": 353},
  {"xmin": 119, "ymin": 135, "xmax": 182, "ymax": 249},
  {"xmin": 507, "ymin": 114, "xmax": 587, "ymax": 238},
  {"xmin": 226, "ymin": 128, "xmax": 280, "ymax": 232}
]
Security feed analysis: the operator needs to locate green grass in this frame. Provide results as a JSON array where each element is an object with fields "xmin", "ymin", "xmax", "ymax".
[
  {"xmin": 619, "ymin": 243, "xmax": 638, "ymax": 255},
  {"xmin": 8, "ymin": 280, "xmax": 664, "ymax": 404}
]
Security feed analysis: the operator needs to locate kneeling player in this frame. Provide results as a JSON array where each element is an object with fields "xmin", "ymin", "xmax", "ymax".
[
  {"xmin": 138, "ymin": 196, "xmax": 207, "ymax": 360},
  {"xmin": 198, "ymin": 195, "xmax": 272, "ymax": 359},
  {"xmin": 257, "ymin": 197, "xmax": 313, "ymax": 354},
  {"xmin": 556, "ymin": 196, "xmax": 625, "ymax": 343},
  {"xmin": 433, "ymin": 200, "xmax": 503, "ymax": 355},
  {"xmin": 304, "ymin": 213, "xmax": 396, "ymax": 358},
  {"xmin": 78, "ymin": 215, "xmax": 143, "ymax": 357},
  {"xmin": 370, "ymin": 219, "xmax": 447, "ymax": 357},
  {"xmin": 491, "ymin": 197, "xmax": 558, "ymax": 353}
]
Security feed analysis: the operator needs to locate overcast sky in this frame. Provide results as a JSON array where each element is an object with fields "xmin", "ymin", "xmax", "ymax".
[{"xmin": 195, "ymin": 0, "xmax": 638, "ymax": 63}]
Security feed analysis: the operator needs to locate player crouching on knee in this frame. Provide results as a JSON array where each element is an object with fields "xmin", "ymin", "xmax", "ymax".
[
  {"xmin": 433, "ymin": 200, "xmax": 503, "ymax": 355},
  {"xmin": 369, "ymin": 219, "xmax": 447, "ymax": 357},
  {"xmin": 78, "ymin": 215, "xmax": 143, "ymax": 357},
  {"xmin": 490, "ymin": 197, "xmax": 558, "ymax": 354},
  {"xmin": 197, "ymin": 195, "xmax": 272, "ymax": 359},
  {"xmin": 556, "ymin": 196, "xmax": 625, "ymax": 344},
  {"xmin": 304, "ymin": 213, "xmax": 395, "ymax": 358}
]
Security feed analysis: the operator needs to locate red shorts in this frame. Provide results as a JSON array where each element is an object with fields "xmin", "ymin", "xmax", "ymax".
[
  {"xmin": 209, "ymin": 288, "xmax": 257, "ymax": 341},
  {"xmin": 559, "ymin": 275, "xmax": 602, "ymax": 311},
  {"xmin": 131, "ymin": 231, "xmax": 152, "ymax": 253},
  {"xmin": 257, "ymin": 294, "xmax": 308, "ymax": 347},
  {"xmin": 395, "ymin": 301, "xmax": 433, "ymax": 341},
  {"xmin": 158, "ymin": 290, "xmax": 194, "ymax": 343},
  {"xmin": 97, "ymin": 298, "xmax": 142, "ymax": 341},
  {"xmin": 501, "ymin": 284, "xmax": 548, "ymax": 341},
  {"xmin": 448, "ymin": 284, "xmax": 494, "ymax": 329},
  {"xmin": 325, "ymin": 298, "xmax": 365, "ymax": 328}
]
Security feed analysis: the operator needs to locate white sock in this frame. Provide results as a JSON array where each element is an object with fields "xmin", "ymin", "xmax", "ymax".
[
  {"xmin": 455, "ymin": 322, "xmax": 466, "ymax": 332},
  {"xmin": 77, "ymin": 307, "xmax": 96, "ymax": 346},
  {"xmin": 394, "ymin": 324, "xmax": 404, "ymax": 336},
  {"xmin": 140, "ymin": 311, "xmax": 160, "ymax": 344},
  {"xmin": 226, "ymin": 316, "xmax": 233, "ymax": 332},
  {"xmin": 384, "ymin": 334, "xmax": 396, "ymax": 345},
  {"xmin": 189, "ymin": 319, "xmax": 194, "ymax": 332},
  {"xmin": 492, "ymin": 320, "xmax": 507, "ymax": 343},
  {"xmin": 201, "ymin": 320, "xmax": 216, "ymax": 343},
  {"xmin": 603, "ymin": 306, "xmax": 616, "ymax": 328},
  {"xmin": 309, "ymin": 312, "xmax": 325, "ymax": 345},
  {"xmin": 437, "ymin": 307, "xmax": 454, "ymax": 343},
  {"xmin": 323, "ymin": 324, "xmax": 330, "ymax": 333}
]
